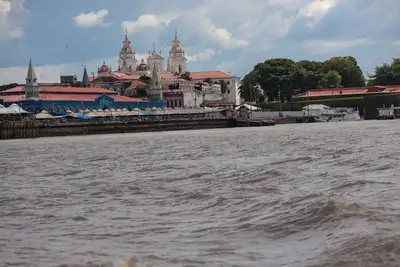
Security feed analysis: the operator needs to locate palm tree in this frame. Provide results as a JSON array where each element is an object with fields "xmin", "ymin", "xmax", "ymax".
[
  {"xmin": 180, "ymin": 71, "xmax": 192, "ymax": 81},
  {"xmin": 217, "ymin": 80, "xmax": 229, "ymax": 100},
  {"xmin": 239, "ymin": 82, "xmax": 265, "ymax": 103}
]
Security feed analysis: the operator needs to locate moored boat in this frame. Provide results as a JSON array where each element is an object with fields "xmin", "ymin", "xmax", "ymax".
[{"xmin": 302, "ymin": 104, "xmax": 361, "ymax": 122}]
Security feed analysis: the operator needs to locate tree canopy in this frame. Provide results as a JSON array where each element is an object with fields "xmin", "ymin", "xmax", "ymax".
[
  {"xmin": 124, "ymin": 85, "xmax": 148, "ymax": 98},
  {"xmin": 368, "ymin": 58, "xmax": 400, "ymax": 86},
  {"xmin": 174, "ymin": 71, "xmax": 192, "ymax": 81},
  {"xmin": 239, "ymin": 56, "xmax": 366, "ymax": 102},
  {"xmin": 0, "ymin": 83, "xmax": 19, "ymax": 91},
  {"xmin": 139, "ymin": 75, "xmax": 151, "ymax": 84}
]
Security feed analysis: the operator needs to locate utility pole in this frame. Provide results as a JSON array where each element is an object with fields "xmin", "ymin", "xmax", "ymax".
[{"xmin": 278, "ymin": 85, "xmax": 282, "ymax": 111}]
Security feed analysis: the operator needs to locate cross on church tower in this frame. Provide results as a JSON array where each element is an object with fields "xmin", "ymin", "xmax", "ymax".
[
  {"xmin": 174, "ymin": 28, "xmax": 178, "ymax": 40},
  {"xmin": 124, "ymin": 28, "xmax": 129, "ymax": 42}
]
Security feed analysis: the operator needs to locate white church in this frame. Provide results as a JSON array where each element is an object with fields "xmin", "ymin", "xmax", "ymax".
[
  {"xmin": 92, "ymin": 29, "xmax": 241, "ymax": 105},
  {"xmin": 117, "ymin": 29, "xmax": 189, "ymax": 75}
]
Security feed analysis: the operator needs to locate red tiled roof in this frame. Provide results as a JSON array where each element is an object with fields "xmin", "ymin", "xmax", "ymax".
[
  {"xmin": 294, "ymin": 86, "xmax": 400, "ymax": 98},
  {"xmin": 159, "ymin": 71, "xmax": 233, "ymax": 80},
  {"xmin": 130, "ymin": 80, "xmax": 146, "ymax": 88},
  {"xmin": 0, "ymin": 93, "xmax": 145, "ymax": 103},
  {"xmin": 89, "ymin": 71, "xmax": 234, "ymax": 82},
  {"xmin": 113, "ymin": 95, "xmax": 145, "ymax": 102},
  {"xmin": 90, "ymin": 72, "xmax": 140, "ymax": 83},
  {"xmin": 112, "ymin": 72, "xmax": 140, "ymax": 80},
  {"xmin": 190, "ymin": 71, "xmax": 233, "ymax": 80},
  {"xmin": 1, "ymin": 86, "xmax": 117, "ymax": 94}
]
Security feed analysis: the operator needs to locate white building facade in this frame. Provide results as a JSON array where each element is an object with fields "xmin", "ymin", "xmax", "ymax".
[
  {"xmin": 167, "ymin": 29, "xmax": 188, "ymax": 73},
  {"xmin": 98, "ymin": 28, "xmax": 241, "ymax": 106},
  {"xmin": 118, "ymin": 30, "xmax": 137, "ymax": 73}
]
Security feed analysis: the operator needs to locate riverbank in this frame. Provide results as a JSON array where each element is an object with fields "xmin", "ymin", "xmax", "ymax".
[{"xmin": 0, "ymin": 119, "xmax": 238, "ymax": 140}]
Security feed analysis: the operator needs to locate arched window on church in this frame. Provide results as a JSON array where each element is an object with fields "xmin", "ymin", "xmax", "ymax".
[{"xmin": 178, "ymin": 64, "xmax": 182, "ymax": 73}]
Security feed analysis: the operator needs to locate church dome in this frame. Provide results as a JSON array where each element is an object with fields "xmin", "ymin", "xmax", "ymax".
[
  {"xmin": 98, "ymin": 61, "xmax": 111, "ymax": 73},
  {"xmin": 121, "ymin": 47, "xmax": 133, "ymax": 54}
]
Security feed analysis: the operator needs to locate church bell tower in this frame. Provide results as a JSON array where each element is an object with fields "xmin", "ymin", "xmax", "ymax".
[
  {"xmin": 147, "ymin": 63, "xmax": 163, "ymax": 101},
  {"xmin": 25, "ymin": 58, "xmax": 40, "ymax": 99}
]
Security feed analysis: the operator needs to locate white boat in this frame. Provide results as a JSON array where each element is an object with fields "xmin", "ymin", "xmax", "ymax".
[{"xmin": 302, "ymin": 104, "xmax": 361, "ymax": 122}]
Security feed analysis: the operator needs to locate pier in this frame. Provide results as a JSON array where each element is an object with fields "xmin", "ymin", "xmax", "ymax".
[{"xmin": 0, "ymin": 118, "xmax": 236, "ymax": 140}]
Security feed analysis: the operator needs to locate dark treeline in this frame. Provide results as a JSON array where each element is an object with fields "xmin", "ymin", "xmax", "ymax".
[
  {"xmin": 239, "ymin": 57, "xmax": 400, "ymax": 102},
  {"xmin": 0, "ymin": 83, "xmax": 19, "ymax": 91},
  {"xmin": 368, "ymin": 58, "xmax": 400, "ymax": 86}
]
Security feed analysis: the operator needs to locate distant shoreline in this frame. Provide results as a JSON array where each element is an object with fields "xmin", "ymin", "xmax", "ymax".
[{"xmin": 0, "ymin": 118, "xmax": 236, "ymax": 140}]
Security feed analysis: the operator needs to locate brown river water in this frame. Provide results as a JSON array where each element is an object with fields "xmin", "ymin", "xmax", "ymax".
[{"xmin": 1, "ymin": 120, "xmax": 400, "ymax": 267}]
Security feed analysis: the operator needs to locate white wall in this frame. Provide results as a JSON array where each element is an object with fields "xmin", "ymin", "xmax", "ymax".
[{"xmin": 183, "ymin": 90, "xmax": 202, "ymax": 108}]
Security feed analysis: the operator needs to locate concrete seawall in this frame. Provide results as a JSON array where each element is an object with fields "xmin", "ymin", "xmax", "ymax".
[{"xmin": 0, "ymin": 119, "xmax": 234, "ymax": 140}]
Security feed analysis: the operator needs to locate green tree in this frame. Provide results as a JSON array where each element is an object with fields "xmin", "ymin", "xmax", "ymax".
[
  {"xmin": 240, "ymin": 56, "xmax": 368, "ymax": 102},
  {"xmin": 203, "ymin": 77, "xmax": 213, "ymax": 85},
  {"xmin": 239, "ymin": 72, "xmax": 258, "ymax": 101},
  {"xmin": 139, "ymin": 75, "xmax": 151, "ymax": 84},
  {"xmin": 218, "ymin": 80, "xmax": 230, "ymax": 94},
  {"xmin": 0, "ymin": 83, "xmax": 19, "ymax": 91},
  {"xmin": 257, "ymin": 58, "xmax": 297, "ymax": 101},
  {"xmin": 368, "ymin": 58, "xmax": 400, "ymax": 85},
  {"xmin": 136, "ymin": 86, "xmax": 148, "ymax": 97},
  {"xmin": 323, "ymin": 56, "xmax": 365, "ymax": 87},
  {"xmin": 326, "ymin": 70, "xmax": 342, "ymax": 88},
  {"xmin": 174, "ymin": 71, "xmax": 192, "ymax": 81}
]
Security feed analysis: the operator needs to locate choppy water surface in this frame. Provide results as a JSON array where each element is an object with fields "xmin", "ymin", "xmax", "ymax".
[{"xmin": 1, "ymin": 121, "xmax": 400, "ymax": 267}]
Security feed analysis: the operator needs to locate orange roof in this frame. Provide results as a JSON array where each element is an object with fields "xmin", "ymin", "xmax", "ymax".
[
  {"xmin": 294, "ymin": 86, "xmax": 392, "ymax": 98},
  {"xmin": 0, "ymin": 86, "xmax": 117, "ymax": 94},
  {"xmin": 112, "ymin": 72, "xmax": 140, "ymax": 80},
  {"xmin": 190, "ymin": 71, "xmax": 233, "ymax": 80},
  {"xmin": 89, "ymin": 71, "xmax": 235, "ymax": 82},
  {"xmin": 159, "ymin": 71, "xmax": 233, "ymax": 80},
  {"xmin": 113, "ymin": 95, "xmax": 145, "ymax": 102},
  {"xmin": 130, "ymin": 80, "xmax": 146, "ymax": 88},
  {"xmin": 0, "ymin": 93, "xmax": 145, "ymax": 103}
]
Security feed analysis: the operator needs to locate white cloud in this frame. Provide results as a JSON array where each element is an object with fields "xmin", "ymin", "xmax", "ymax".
[
  {"xmin": 393, "ymin": 40, "xmax": 400, "ymax": 46},
  {"xmin": 211, "ymin": 27, "xmax": 248, "ymax": 48},
  {"xmin": 302, "ymin": 38, "xmax": 375, "ymax": 55},
  {"xmin": 0, "ymin": 0, "xmax": 28, "ymax": 40},
  {"xmin": 122, "ymin": 14, "xmax": 175, "ymax": 34},
  {"xmin": 217, "ymin": 61, "xmax": 237, "ymax": 73},
  {"xmin": 73, "ymin": 9, "xmax": 110, "ymax": 28},
  {"xmin": 237, "ymin": 13, "xmax": 294, "ymax": 42},
  {"xmin": 7, "ymin": 26, "xmax": 24, "ymax": 39},
  {"xmin": 187, "ymin": 48, "xmax": 215, "ymax": 61},
  {"xmin": 297, "ymin": 0, "xmax": 337, "ymax": 27}
]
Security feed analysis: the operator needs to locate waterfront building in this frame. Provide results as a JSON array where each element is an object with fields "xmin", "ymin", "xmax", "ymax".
[
  {"xmin": 89, "ymin": 29, "xmax": 241, "ymax": 105},
  {"xmin": 294, "ymin": 86, "xmax": 400, "ymax": 99},
  {"xmin": 0, "ymin": 59, "xmax": 164, "ymax": 113}
]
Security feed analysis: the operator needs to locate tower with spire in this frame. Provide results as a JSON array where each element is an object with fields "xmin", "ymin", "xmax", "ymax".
[
  {"xmin": 167, "ymin": 28, "xmax": 187, "ymax": 73},
  {"xmin": 82, "ymin": 66, "xmax": 90, "ymax": 88},
  {"xmin": 147, "ymin": 63, "xmax": 163, "ymax": 101},
  {"xmin": 25, "ymin": 58, "xmax": 40, "ymax": 99},
  {"xmin": 118, "ymin": 29, "xmax": 137, "ymax": 73},
  {"xmin": 147, "ymin": 42, "xmax": 165, "ymax": 75}
]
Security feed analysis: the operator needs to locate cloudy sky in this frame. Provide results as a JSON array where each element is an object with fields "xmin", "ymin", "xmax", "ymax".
[{"xmin": 0, "ymin": 0, "xmax": 399, "ymax": 84}]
